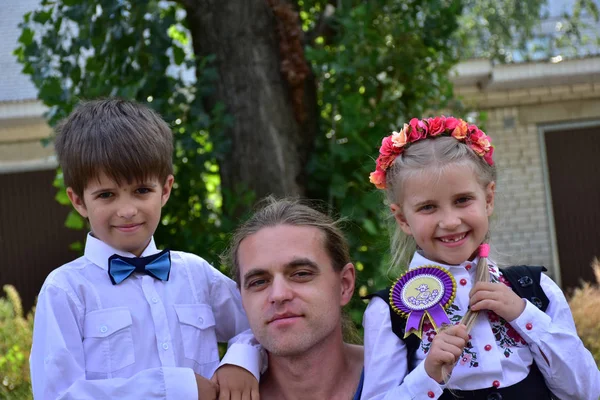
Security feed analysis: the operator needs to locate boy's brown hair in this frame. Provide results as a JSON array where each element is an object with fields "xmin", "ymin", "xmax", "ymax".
[{"xmin": 54, "ymin": 98, "xmax": 174, "ymax": 197}]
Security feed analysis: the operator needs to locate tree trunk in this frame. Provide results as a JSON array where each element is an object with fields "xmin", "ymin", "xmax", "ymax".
[{"xmin": 184, "ymin": 0, "xmax": 317, "ymax": 213}]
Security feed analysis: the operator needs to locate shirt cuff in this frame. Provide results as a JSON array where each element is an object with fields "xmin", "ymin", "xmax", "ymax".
[
  {"xmin": 219, "ymin": 342, "xmax": 264, "ymax": 382},
  {"xmin": 402, "ymin": 361, "xmax": 445, "ymax": 399},
  {"xmin": 164, "ymin": 367, "xmax": 198, "ymax": 399},
  {"xmin": 510, "ymin": 298, "xmax": 552, "ymax": 344}
]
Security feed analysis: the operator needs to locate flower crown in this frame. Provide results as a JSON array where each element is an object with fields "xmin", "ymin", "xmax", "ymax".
[{"xmin": 369, "ymin": 116, "xmax": 494, "ymax": 189}]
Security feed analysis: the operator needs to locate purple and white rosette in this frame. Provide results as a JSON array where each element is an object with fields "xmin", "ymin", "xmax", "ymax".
[{"xmin": 389, "ymin": 265, "xmax": 456, "ymax": 339}]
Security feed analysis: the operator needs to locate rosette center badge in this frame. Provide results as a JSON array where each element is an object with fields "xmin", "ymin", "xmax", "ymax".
[{"xmin": 389, "ymin": 265, "xmax": 456, "ymax": 338}]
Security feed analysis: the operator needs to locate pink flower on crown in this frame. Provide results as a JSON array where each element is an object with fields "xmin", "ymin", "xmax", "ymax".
[
  {"xmin": 407, "ymin": 118, "xmax": 428, "ymax": 142},
  {"xmin": 451, "ymin": 119, "xmax": 468, "ymax": 140},
  {"xmin": 379, "ymin": 136, "xmax": 396, "ymax": 157},
  {"xmin": 376, "ymin": 153, "xmax": 396, "ymax": 171},
  {"xmin": 369, "ymin": 168, "xmax": 386, "ymax": 189},
  {"xmin": 468, "ymin": 127, "xmax": 492, "ymax": 156},
  {"xmin": 445, "ymin": 117, "xmax": 460, "ymax": 131},
  {"xmin": 427, "ymin": 116, "xmax": 446, "ymax": 136},
  {"xmin": 391, "ymin": 124, "xmax": 409, "ymax": 148},
  {"xmin": 369, "ymin": 116, "xmax": 494, "ymax": 189},
  {"xmin": 483, "ymin": 146, "xmax": 495, "ymax": 166}
]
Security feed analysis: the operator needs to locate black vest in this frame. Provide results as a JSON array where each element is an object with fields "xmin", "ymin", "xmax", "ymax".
[{"xmin": 365, "ymin": 266, "xmax": 554, "ymax": 400}]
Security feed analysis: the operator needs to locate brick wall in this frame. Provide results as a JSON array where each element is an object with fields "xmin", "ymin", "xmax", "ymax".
[{"xmin": 454, "ymin": 82, "xmax": 600, "ymax": 285}]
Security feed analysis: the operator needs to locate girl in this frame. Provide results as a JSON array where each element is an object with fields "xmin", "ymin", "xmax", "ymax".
[{"xmin": 362, "ymin": 116, "xmax": 600, "ymax": 399}]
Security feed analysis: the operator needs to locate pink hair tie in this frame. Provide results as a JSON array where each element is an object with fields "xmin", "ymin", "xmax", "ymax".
[{"xmin": 478, "ymin": 244, "xmax": 490, "ymax": 258}]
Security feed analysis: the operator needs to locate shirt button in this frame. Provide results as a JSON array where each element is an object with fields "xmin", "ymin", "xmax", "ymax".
[
  {"xmin": 492, "ymin": 380, "xmax": 500, "ymax": 388},
  {"xmin": 427, "ymin": 391, "xmax": 435, "ymax": 398},
  {"xmin": 99, "ymin": 325, "xmax": 108, "ymax": 333},
  {"xmin": 465, "ymin": 264, "xmax": 472, "ymax": 271},
  {"xmin": 198, "ymin": 316, "xmax": 204, "ymax": 324},
  {"xmin": 152, "ymin": 297, "xmax": 158, "ymax": 304},
  {"xmin": 526, "ymin": 323, "xmax": 533, "ymax": 330},
  {"xmin": 162, "ymin": 342, "xmax": 169, "ymax": 350},
  {"xmin": 484, "ymin": 344, "xmax": 492, "ymax": 351},
  {"xmin": 460, "ymin": 278, "xmax": 467, "ymax": 286}
]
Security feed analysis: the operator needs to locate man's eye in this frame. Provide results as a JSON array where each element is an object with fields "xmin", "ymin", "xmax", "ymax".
[
  {"xmin": 293, "ymin": 271, "xmax": 313, "ymax": 280},
  {"xmin": 248, "ymin": 279, "xmax": 267, "ymax": 288}
]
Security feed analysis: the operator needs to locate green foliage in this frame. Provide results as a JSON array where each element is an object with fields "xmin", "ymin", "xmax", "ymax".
[
  {"xmin": 300, "ymin": 0, "xmax": 463, "ymax": 316},
  {"xmin": 0, "ymin": 286, "xmax": 34, "ymax": 400}
]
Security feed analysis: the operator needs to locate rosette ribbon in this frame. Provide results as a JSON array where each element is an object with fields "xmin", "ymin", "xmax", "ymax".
[{"xmin": 389, "ymin": 265, "xmax": 457, "ymax": 339}]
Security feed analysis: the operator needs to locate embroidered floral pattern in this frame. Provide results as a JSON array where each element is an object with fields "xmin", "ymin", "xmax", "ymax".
[
  {"xmin": 417, "ymin": 265, "xmax": 527, "ymax": 365},
  {"xmin": 487, "ymin": 268, "xmax": 528, "ymax": 358},
  {"xmin": 460, "ymin": 340, "xmax": 479, "ymax": 368}
]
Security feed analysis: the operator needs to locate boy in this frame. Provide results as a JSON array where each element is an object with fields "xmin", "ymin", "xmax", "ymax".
[{"xmin": 30, "ymin": 99, "xmax": 261, "ymax": 399}]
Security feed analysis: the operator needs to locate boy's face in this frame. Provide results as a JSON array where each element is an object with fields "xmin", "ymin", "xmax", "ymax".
[{"xmin": 67, "ymin": 172, "xmax": 174, "ymax": 256}]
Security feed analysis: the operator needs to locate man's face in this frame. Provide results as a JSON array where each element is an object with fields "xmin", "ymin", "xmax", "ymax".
[{"xmin": 237, "ymin": 224, "xmax": 355, "ymax": 357}]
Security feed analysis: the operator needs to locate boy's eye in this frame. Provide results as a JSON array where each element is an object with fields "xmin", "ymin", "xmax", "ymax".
[
  {"xmin": 418, "ymin": 204, "xmax": 435, "ymax": 212},
  {"xmin": 97, "ymin": 192, "xmax": 113, "ymax": 199},
  {"xmin": 137, "ymin": 187, "xmax": 152, "ymax": 194}
]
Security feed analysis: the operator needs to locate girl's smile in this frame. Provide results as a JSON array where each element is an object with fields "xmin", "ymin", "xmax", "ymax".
[{"xmin": 391, "ymin": 163, "xmax": 495, "ymax": 266}]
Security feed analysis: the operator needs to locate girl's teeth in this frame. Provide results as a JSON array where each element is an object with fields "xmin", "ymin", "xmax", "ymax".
[{"xmin": 441, "ymin": 234, "xmax": 466, "ymax": 243}]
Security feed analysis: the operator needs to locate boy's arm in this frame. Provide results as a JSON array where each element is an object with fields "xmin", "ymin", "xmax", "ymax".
[
  {"xmin": 208, "ymin": 270, "xmax": 264, "ymax": 381},
  {"xmin": 30, "ymin": 283, "xmax": 198, "ymax": 400}
]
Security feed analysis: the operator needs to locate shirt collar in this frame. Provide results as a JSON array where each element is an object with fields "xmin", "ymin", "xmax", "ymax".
[
  {"xmin": 84, "ymin": 233, "xmax": 160, "ymax": 271},
  {"xmin": 408, "ymin": 251, "xmax": 479, "ymax": 271}
]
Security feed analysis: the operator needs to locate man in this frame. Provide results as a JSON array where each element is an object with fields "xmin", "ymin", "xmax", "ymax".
[{"xmin": 225, "ymin": 198, "xmax": 364, "ymax": 400}]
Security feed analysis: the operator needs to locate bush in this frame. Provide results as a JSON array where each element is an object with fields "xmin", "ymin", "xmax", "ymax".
[
  {"xmin": 0, "ymin": 285, "xmax": 33, "ymax": 400},
  {"xmin": 568, "ymin": 258, "xmax": 600, "ymax": 367}
]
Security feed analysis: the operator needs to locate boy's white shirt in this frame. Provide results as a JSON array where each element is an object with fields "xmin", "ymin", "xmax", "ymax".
[
  {"xmin": 361, "ymin": 251, "xmax": 600, "ymax": 400},
  {"xmin": 30, "ymin": 233, "xmax": 263, "ymax": 400}
]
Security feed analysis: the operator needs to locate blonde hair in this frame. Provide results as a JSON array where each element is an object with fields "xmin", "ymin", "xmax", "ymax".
[{"xmin": 383, "ymin": 136, "xmax": 497, "ymax": 331}]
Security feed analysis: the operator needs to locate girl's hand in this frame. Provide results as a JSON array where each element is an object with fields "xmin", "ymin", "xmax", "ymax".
[
  {"xmin": 211, "ymin": 364, "xmax": 259, "ymax": 400},
  {"xmin": 424, "ymin": 323, "xmax": 469, "ymax": 383},
  {"xmin": 469, "ymin": 281, "xmax": 526, "ymax": 322}
]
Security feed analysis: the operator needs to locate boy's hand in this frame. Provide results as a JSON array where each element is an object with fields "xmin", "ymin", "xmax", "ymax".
[
  {"xmin": 212, "ymin": 364, "xmax": 259, "ymax": 400},
  {"xmin": 469, "ymin": 281, "xmax": 526, "ymax": 322},
  {"xmin": 196, "ymin": 374, "xmax": 219, "ymax": 400},
  {"xmin": 424, "ymin": 324, "xmax": 469, "ymax": 383}
]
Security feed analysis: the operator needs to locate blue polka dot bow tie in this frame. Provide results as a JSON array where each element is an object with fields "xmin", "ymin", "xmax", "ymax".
[{"xmin": 108, "ymin": 250, "xmax": 171, "ymax": 285}]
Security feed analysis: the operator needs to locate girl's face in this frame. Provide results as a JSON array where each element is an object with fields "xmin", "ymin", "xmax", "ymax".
[{"xmin": 391, "ymin": 163, "xmax": 495, "ymax": 265}]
